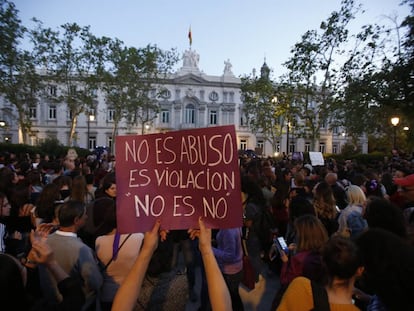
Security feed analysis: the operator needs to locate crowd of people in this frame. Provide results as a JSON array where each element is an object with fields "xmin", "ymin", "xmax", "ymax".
[{"xmin": 0, "ymin": 148, "xmax": 414, "ymax": 311}]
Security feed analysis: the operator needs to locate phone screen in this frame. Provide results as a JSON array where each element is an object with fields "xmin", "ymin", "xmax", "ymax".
[{"xmin": 277, "ymin": 237, "xmax": 289, "ymax": 254}]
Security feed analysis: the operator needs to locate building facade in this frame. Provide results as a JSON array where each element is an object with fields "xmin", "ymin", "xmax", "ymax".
[{"xmin": 0, "ymin": 49, "xmax": 366, "ymax": 156}]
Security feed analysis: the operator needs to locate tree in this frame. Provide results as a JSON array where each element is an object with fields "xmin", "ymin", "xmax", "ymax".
[
  {"xmin": 335, "ymin": 0, "xmax": 413, "ymax": 149},
  {"xmin": 240, "ymin": 71, "xmax": 284, "ymax": 154},
  {"xmin": 0, "ymin": 0, "xmax": 40, "ymax": 144},
  {"xmin": 282, "ymin": 0, "xmax": 360, "ymax": 150},
  {"xmin": 30, "ymin": 21, "xmax": 101, "ymax": 146},
  {"xmin": 101, "ymin": 41, "xmax": 178, "ymax": 153}
]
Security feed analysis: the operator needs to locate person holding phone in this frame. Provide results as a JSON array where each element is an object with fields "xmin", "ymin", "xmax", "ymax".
[{"xmin": 271, "ymin": 215, "xmax": 328, "ymax": 309}]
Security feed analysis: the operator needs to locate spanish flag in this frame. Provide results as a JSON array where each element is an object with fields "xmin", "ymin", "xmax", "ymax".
[{"xmin": 188, "ymin": 26, "xmax": 192, "ymax": 46}]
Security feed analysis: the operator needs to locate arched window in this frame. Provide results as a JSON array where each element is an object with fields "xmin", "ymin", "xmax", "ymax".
[{"xmin": 185, "ymin": 104, "xmax": 195, "ymax": 124}]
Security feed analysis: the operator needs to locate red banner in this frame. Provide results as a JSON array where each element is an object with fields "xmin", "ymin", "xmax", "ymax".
[{"xmin": 115, "ymin": 125, "xmax": 243, "ymax": 233}]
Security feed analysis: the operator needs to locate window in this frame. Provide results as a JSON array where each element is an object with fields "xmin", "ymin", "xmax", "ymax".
[
  {"xmin": 320, "ymin": 119, "xmax": 327, "ymax": 129},
  {"xmin": 49, "ymin": 105, "xmax": 57, "ymax": 120},
  {"xmin": 240, "ymin": 139, "xmax": 247, "ymax": 150},
  {"xmin": 107, "ymin": 109, "xmax": 115, "ymax": 122},
  {"xmin": 49, "ymin": 85, "xmax": 57, "ymax": 96},
  {"xmin": 185, "ymin": 104, "xmax": 195, "ymax": 124},
  {"xmin": 209, "ymin": 110, "xmax": 217, "ymax": 125},
  {"xmin": 257, "ymin": 140, "xmax": 264, "ymax": 155},
  {"xmin": 68, "ymin": 109, "xmax": 73, "ymax": 120},
  {"xmin": 332, "ymin": 144, "xmax": 339, "ymax": 154},
  {"xmin": 229, "ymin": 92, "xmax": 234, "ymax": 103},
  {"xmin": 305, "ymin": 142, "xmax": 311, "ymax": 152},
  {"xmin": 319, "ymin": 142, "xmax": 326, "ymax": 153},
  {"xmin": 70, "ymin": 85, "xmax": 77, "ymax": 95},
  {"xmin": 276, "ymin": 141, "xmax": 280, "ymax": 152},
  {"xmin": 88, "ymin": 136, "xmax": 96, "ymax": 150},
  {"xmin": 108, "ymin": 136, "xmax": 113, "ymax": 151},
  {"xmin": 29, "ymin": 107, "xmax": 37, "ymax": 119},
  {"xmin": 240, "ymin": 114, "xmax": 248, "ymax": 127},
  {"xmin": 223, "ymin": 92, "xmax": 228, "ymax": 103},
  {"xmin": 161, "ymin": 109, "xmax": 170, "ymax": 123},
  {"xmin": 289, "ymin": 142, "xmax": 295, "ymax": 153},
  {"xmin": 332, "ymin": 127, "xmax": 339, "ymax": 134}
]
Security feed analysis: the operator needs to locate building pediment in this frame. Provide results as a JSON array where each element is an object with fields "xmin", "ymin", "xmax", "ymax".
[{"xmin": 173, "ymin": 73, "xmax": 208, "ymax": 85}]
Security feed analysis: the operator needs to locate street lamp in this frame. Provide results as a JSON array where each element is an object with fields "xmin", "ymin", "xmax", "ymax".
[
  {"xmin": 286, "ymin": 120, "xmax": 290, "ymax": 155},
  {"xmin": 87, "ymin": 113, "xmax": 95, "ymax": 150},
  {"xmin": 391, "ymin": 116, "xmax": 400, "ymax": 150}
]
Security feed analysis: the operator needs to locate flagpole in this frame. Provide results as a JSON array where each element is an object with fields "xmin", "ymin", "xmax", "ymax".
[{"xmin": 188, "ymin": 26, "xmax": 192, "ymax": 50}]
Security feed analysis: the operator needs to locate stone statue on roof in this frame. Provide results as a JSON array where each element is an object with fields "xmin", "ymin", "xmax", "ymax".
[{"xmin": 183, "ymin": 49, "xmax": 199, "ymax": 68}]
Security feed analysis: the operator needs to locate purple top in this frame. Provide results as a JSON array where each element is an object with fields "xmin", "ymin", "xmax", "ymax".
[{"xmin": 213, "ymin": 227, "xmax": 243, "ymax": 274}]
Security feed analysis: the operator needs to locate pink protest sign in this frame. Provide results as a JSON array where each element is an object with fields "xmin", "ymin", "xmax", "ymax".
[{"xmin": 115, "ymin": 125, "xmax": 243, "ymax": 233}]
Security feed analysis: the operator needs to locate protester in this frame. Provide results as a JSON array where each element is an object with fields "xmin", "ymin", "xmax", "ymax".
[
  {"xmin": 212, "ymin": 227, "xmax": 244, "ymax": 311},
  {"xmin": 0, "ymin": 231, "xmax": 84, "ymax": 311},
  {"xmin": 272, "ymin": 215, "xmax": 328, "ymax": 309},
  {"xmin": 94, "ymin": 198, "xmax": 144, "ymax": 311},
  {"xmin": 277, "ymin": 236, "xmax": 363, "ymax": 311},
  {"xmin": 337, "ymin": 185, "xmax": 367, "ymax": 238},
  {"xmin": 364, "ymin": 197, "xmax": 407, "ymax": 238},
  {"xmin": 38, "ymin": 200, "xmax": 103, "ymax": 309},
  {"xmin": 355, "ymin": 228, "xmax": 414, "ymax": 311},
  {"xmin": 313, "ymin": 181, "xmax": 339, "ymax": 236},
  {"xmin": 112, "ymin": 218, "xmax": 232, "ymax": 311}
]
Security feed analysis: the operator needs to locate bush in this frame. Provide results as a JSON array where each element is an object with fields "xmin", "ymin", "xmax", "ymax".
[{"xmin": 0, "ymin": 140, "xmax": 91, "ymax": 161}]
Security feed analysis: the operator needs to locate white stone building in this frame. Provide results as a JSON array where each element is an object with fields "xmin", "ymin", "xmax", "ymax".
[{"xmin": 0, "ymin": 49, "xmax": 366, "ymax": 156}]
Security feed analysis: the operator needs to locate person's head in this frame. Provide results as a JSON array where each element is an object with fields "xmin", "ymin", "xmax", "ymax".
[
  {"xmin": 394, "ymin": 173, "xmax": 414, "ymax": 202},
  {"xmin": 293, "ymin": 172, "xmax": 305, "ymax": 187},
  {"xmin": 0, "ymin": 254, "xmax": 29, "ymax": 309},
  {"xmin": 101, "ymin": 172, "xmax": 116, "ymax": 198},
  {"xmin": 324, "ymin": 172, "xmax": 338, "ymax": 186},
  {"xmin": 364, "ymin": 179, "xmax": 383, "ymax": 198},
  {"xmin": 93, "ymin": 197, "xmax": 117, "ymax": 236},
  {"xmin": 85, "ymin": 173, "xmax": 94, "ymax": 185},
  {"xmin": 356, "ymin": 228, "xmax": 414, "ymax": 310},
  {"xmin": 289, "ymin": 196, "xmax": 315, "ymax": 222},
  {"xmin": 0, "ymin": 192, "xmax": 11, "ymax": 217},
  {"xmin": 322, "ymin": 235, "xmax": 363, "ymax": 287},
  {"xmin": 71, "ymin": 175, "xmax": 87, "ymax": 201},
  {"xmin": 313, "ymin": 181, "xmax": 337, "ymax": 218},
  {"xmin": 241, "ymin": 175, "xmax": 266, "ymax": 206},
  {"xmin": 346, "ymin": 185, "xmax": 366, "ymax": 206},
  {"xmin": 53, "ymin": 175, "xmax": 72, "ymax": 200},
  {"xmin": 58, "ymin": 200, "xmax": 87, "ymax": 230},
  {"xmin": 294, "ymin": 215, "xmax": 328, "ymax": 252},
  {"xmin": 365, "ymin": 197, "xmax": 407, "ymax": 238},
  {"xmin": 35, "ymin": 183, "xmax": 61, "ymax": 223}
]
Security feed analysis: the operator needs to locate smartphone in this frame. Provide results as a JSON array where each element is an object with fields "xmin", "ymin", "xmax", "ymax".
[{"xmin": 275, "ymin": 237, "xmax": 289, "ymax": 254}]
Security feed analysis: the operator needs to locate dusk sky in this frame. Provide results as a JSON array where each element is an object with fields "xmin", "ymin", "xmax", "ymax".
[{"xmin": 13, "ymin": 0, "xmax": 410, "ymax": 78}]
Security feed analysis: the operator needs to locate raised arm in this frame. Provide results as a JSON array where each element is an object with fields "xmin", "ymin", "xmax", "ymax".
[
  {"xmin": 188, "ymin": 217, "xmax": 232, "ymax": 311},
  {"xmin": 111, "ymin": 221, "xmax": 160, "ymax": 311}
]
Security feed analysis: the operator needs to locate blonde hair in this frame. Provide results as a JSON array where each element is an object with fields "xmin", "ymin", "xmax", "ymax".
[{"xmin": 346, "ymin": 185, "xmax": 366, "ymax": 206}]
